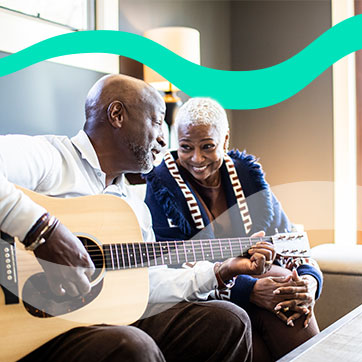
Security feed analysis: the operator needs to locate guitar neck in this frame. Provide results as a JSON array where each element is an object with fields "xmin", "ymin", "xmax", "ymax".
[{"xmin": 97, "ymin": 236, "xmax": 271, "ymax": 271}]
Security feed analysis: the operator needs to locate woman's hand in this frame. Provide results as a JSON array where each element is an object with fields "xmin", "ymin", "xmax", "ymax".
[
  {"xmin": 273, "ymin": 269, "xmax": 317, "ymax": 328},
  {"xmin": 250, "ymin": 276, "xmax": 293, "ymax": 313}
]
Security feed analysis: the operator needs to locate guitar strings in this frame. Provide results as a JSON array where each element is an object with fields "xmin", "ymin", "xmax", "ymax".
[
  {"xmin": 44, "ymin": 235, "xmax": 301, "ymax": 268},
  {"xmin": 81, "ymin": 237, "xmax": 268, "ymax": 255},
  {"xmin": 82, "ymin": 249, "xmax": 253, "ymax": 265},
  {"xmin": 81, "ymin": 236, "xmax": 272, "ymax": 248},
  {"xmin": 80, "ymin": 237, "xmax": 277, "ymax": 267},
  {"xmin": 81, "ymin": 236, "xmax": 272, "ymax": 251}
]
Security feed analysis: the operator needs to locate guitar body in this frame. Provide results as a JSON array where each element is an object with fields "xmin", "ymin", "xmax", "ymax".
[{"xmin": 0, "ymin": 189, "xmax": 148, "ymax": 361}]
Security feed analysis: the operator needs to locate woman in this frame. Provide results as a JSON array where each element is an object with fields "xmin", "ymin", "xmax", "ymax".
[{"xmin": 144, "ymin": 97, "xmax": 322, "ymax": 361}]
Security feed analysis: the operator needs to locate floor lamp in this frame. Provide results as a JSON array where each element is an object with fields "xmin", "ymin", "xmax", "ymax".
[{"xmin": 143, "ymin": 26, "xmax": 201, "ymax": 149}]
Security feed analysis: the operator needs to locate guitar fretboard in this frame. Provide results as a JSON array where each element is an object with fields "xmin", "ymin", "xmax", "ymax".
[{"xmin": 90, "ymin": 237, "xmax": 270, "ymax": 271}]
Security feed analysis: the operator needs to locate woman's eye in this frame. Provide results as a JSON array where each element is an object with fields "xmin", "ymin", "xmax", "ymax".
[
  {"xmin": 180, "ymin": 144, "xmax": 191, "ymax": 150},
  {"xmin": 203, "ymin": 144, "xmax": 215, "ymax": 150}
]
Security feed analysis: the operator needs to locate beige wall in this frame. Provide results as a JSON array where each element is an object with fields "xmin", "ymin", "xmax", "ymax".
[
  {"xmin": 118, "ymin": 0, "xmax": 232, "ymax": 70},
  {"xmin": 118, "ymin": 0, "xmax": 234, "ymax": 134},
  {"xmin": 229, "ymin": 1, "xmax": 333, "ymax": 246}
]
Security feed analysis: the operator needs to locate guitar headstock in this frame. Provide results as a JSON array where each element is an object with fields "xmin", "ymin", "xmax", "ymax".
[{"xmin": 271, "ymin": 232, "xmax": 310, "ymax": 257}]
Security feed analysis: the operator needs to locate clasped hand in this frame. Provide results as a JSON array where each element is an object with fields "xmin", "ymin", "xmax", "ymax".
[
  {"xmin": 251, "ymin": 269, "xmax": 317, "ymax": 328},
  {"xmin": 273, "ymin": 269, "xmax": 317, "ymax": 328}
]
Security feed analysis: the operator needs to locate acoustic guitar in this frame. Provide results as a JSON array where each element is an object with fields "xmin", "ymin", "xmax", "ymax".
[{"xmin": 0, "ymin": 187, "xmax": 310, "ymax": 361}]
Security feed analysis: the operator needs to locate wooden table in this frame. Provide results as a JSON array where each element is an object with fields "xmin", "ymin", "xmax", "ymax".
[{"xmin": 278, "ymin": 304, "xmax": 362, "ymax": 362}]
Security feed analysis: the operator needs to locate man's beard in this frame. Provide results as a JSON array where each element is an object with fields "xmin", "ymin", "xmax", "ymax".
[{"xmin": 127, "ymin": 141, "xmax": 153, "ymax": 173}]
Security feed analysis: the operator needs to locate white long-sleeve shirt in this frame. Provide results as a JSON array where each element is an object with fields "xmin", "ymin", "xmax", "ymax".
[{"xmin": 0, "ymin": 130, "xmax": 218, "ymax": 303}]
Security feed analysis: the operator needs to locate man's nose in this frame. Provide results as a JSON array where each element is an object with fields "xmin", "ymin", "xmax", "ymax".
[{"xmin": 157, "ymin": 131, "xmax": 166, "ymax": 148}]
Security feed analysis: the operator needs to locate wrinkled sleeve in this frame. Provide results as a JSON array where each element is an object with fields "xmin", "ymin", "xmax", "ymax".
[
  {"xmin": 0, "ymin": 135, "xmax": 58, "ymax": 240},
  {"xmin": 0, "ymin": 175, "xmax": 45, "ymax": 240},
  {"xmin": 148, "ymin": 261, "xmax": 218, "ymax": 303}
]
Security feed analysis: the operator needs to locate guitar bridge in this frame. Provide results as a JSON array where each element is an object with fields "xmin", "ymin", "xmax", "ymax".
[{"xmin": 0, "ymin": 232, "xmax": 19, "ymax": 304}]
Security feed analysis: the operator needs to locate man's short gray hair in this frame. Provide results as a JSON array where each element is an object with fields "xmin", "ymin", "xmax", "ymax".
[{"xmin": 175, "ymin": 97, "xmax": 229, "ymax": 140}]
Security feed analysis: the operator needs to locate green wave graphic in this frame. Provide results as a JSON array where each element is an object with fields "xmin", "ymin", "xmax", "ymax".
[{"xmin": 1, "ymin": 15, "xmax": 362, "ymax": 109}]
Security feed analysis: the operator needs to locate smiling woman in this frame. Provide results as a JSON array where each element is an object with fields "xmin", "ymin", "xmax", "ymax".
[
  {"xmin": 144, "ymin": 97, "xmax": 323, "ymax": 361},
  {"xmin": 177, "ymin": 123, "xmax": 225, "ymax": 186},
  {"xmin": 176, "ymin": 98, "xmax": 229, "ymax": 187}
]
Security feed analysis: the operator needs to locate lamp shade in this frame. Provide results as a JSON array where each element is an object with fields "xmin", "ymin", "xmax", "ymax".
[{"xmin": 143, "ymin": 27, "xmax": 200, "ymax": 92}]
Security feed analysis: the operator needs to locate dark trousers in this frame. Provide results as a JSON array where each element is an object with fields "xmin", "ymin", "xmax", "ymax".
[
  {"xmin": 20, "ymin": 300, "xmax": 252, "ymax": 362},
  {"xmin": 248, "ymin": 304, "xmax": 319, "ymax": 362}
]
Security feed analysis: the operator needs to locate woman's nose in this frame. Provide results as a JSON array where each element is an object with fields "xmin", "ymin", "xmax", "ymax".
[{"xmin": 191, "ymin": 149, "xmax": 204, "ymax": 163}]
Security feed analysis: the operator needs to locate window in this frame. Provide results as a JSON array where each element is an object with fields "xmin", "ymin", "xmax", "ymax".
[{"xmin": 0, "ymin": 0, "xmax": 95, "ymax": 30}]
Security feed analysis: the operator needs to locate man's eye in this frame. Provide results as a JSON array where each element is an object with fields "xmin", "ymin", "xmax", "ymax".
[{"xmin": 152, "ymin": 117, "xmax": 163, "ymax": 125}]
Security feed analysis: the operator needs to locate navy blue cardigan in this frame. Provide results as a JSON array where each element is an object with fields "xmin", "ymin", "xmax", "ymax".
[{"xmin": 144, "ymin": 150, "xmax": 322, "ymax": 306}]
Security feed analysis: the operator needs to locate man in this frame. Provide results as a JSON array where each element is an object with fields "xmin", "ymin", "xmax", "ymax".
[{"xmin": 0, "ymin": 74, "xmax": 274, "ymax": 361}]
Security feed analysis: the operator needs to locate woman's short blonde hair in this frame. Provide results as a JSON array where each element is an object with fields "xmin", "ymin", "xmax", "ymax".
[{"xmin": 175, "ymin": 97, "xmax": 229, "ymax": 140}]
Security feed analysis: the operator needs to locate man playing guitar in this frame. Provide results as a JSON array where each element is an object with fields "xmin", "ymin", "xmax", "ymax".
[{"xmin": 0, "ymin": 74, "xmax": 275, "ymax": 362}]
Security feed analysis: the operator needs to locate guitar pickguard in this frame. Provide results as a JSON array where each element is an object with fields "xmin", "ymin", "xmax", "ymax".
[
  {"xmin": 22, "ymin": 273, "xmax": 103, "ymax": 318},
  {"xmin": 21, "ymin": 235, "xmax": 105, "ymax": 318}
]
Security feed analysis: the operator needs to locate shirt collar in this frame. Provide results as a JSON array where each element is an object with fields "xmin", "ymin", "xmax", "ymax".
[
  {"xmin": 71, "ymin": 130, "xmax": 102, "ymax": 171},
  {"xmin": 71, "ymin": 130, "xmax": 125, "ymax": 189}
]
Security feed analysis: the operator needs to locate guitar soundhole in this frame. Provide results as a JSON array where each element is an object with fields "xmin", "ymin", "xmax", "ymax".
[
  {"xmin": 22, "ymin": 237, "xmax": 104, "ymax": 318},
  {"xmin": 78, "ymin": 236, "xmax": 105, "ymax": 281}
]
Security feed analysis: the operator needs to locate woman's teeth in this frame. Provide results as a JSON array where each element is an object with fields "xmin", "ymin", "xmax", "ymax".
[{"xmin": 192, "ymin": 165, "xmax": 207, "ymax": 172}]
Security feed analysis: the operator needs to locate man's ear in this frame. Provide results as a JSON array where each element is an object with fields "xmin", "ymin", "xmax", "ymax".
[
  {"xmin": 223, "ymin": 130, "xmax": 230, "ymax": 152},
  {"xmin": 107, "ymin": 100, "xmax": 124, "ymax": 128}
]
